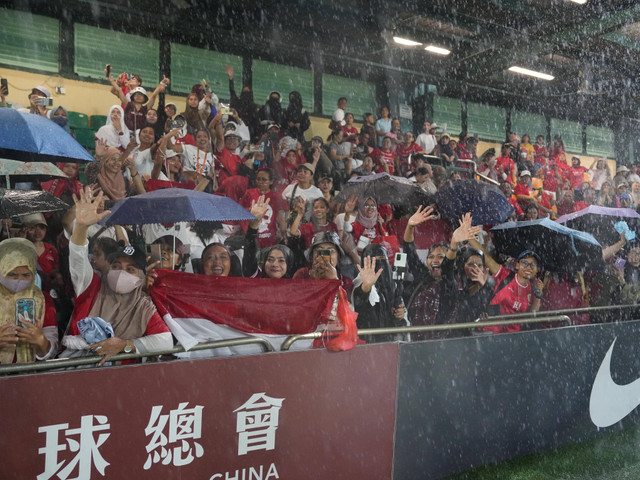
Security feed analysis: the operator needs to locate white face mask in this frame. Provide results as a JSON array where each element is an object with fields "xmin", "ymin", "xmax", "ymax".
[
  {"xmin": 106, "ymin": 269, "xmax": 142, "ymax": 294},
  {"xmin": 0, "ymin": 273, "xmax": 32, "ymax": 293}
]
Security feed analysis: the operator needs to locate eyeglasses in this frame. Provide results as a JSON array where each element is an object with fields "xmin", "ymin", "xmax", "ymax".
[
  {"xmin": 520, "ymin": 260, "xmax": 539, "ymax": 268},
  {"xmin": 363, "ymin": 204, "xmax": 376, "ymax": 209}
]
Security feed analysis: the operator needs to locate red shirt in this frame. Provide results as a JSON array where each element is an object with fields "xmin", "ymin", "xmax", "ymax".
[
  {"xmin": 341, "ymin": 125, "xmax": 359, "ymax": 143},
  {"xmin": 487, "ymin": 266, "xmax": 532, "ymax": 333},
  {"xmin": 215, "ymin": 147, "xmax": 243, "ymax": 185},
  {"xmin": 568, "ymin": 166, "xmax": 588, "ymax": 190},
  {"xmin": 299, "ymin": 222, "xmax": 338, "ymax": 249},
  {"xmin": 373, "ymin": 148, "xmax": 395, "ymax": 175},
  {"xmin": 124, "ymin": 102, "xmax": 148, "ymax": 131},
  {"xmin": 496, "ymin": 156, "xmax": 515, "ymax": 182},
  {"xmin": 513, "ymin": 183, "xmax": 532, "ymax": 197},
  {"xmin": 240, "ymin": 189, "xmax": 288, "ymax": 248},
  {"xmin": 37, "ymin": 243, "xmax": 59, "ymax": 276},
  {"xmin": 396, "ymin": 143, "xmax": 423, "ymax": 172},
  {"xmin": 455, "ymin": 143, "xmax": 473, "ymax": 160}
]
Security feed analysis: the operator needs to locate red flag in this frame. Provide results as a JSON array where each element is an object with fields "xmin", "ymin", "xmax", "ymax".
[{"xmin": 150, "ymin": 269, "xmax": 341, "ymax": 353}]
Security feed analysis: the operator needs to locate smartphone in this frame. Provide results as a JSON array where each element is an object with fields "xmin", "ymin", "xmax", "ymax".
[
  {"xmin": 614, "ymin": 257, "xmax": 627, "ymax": 271},
  {"xmin": 15, "ymin": 298, "xmax": 36, "ymax": 328},
  {"xmin": 1, "ymin": 78, "xmax": 8, "ymax": 96},
  {"xmin": 104, "ymin": 64, "xmax": 112, "ymax": 78},
  {"xmin": 35, "ymin": 97, "xmax": 53, "ymax": 107},
  {"xmin": 249, "ymin": 144, "xmax": 265, "ymax": 153},
  {"xmin": 316, "ymin": 249, "xmax": 332, "ymax": 262},
  {"xmin": 147, "ymin": 244, "xmax": 162, "ymax": 266},
  {"xmin": 219, "ymin": 103, "xmax": 232, "ymax": 115},
  {"xmin": 201, "ymin": 78, "xmax": 212, "ymax": 95}
]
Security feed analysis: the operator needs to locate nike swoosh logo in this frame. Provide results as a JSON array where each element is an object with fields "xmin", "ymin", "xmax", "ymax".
[{"xmin": 590, "ymin": 338, "xmax": 640, "ymax": 428}]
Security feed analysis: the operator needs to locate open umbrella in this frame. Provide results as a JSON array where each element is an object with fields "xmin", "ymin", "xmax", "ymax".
[
  {"xmin": 491, "ymin": 217, "xmax": 603, "ymax": 272},
  {"xmin": 435, "ymin": 179, "xmax": 514, "ymax": 225},
  {"xmin": 333, "ymin": 172, "xmax": 431, "ymax": 206},
  {"xmin": 0, "ymin": 188, "xmax": 71, "ymax": 218},
  {"xmin": 556, "ymin": 205, "xmax": 640, "ymax": 246},
  {"xmin": 100, "ymin": 188, "xmax": 256, "ymax": 226},
  {"xmin": 0, "ymin": 109, "xmax": 94, "ymax": 163},
  {"xmin": 0, "ymin": 158, "xmax": 67, "ymax": 187}
]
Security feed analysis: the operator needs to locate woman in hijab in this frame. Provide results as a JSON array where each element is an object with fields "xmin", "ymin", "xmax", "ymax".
[
  {"xmin": 242, "ymin": 195, "xmax": 295, "ymax": 279},
  {"xmin": 49, "ymin": 105, "xmax": 70, "ymax": 133},
  {"xmin": 98, "ymin": 147, "xmax": 128, "ymax": 203},
  {"xmin": 343, "ymin": 196, "xmax": 389, "ymax": 256},
  {"xmin": 0, "ymin": 238, "xmax": 58, "ymax": 364},
  {"xmin": 63, "ymin": 187, "xmax": 172, "ymax": 365},
  {"xmin": 352, "ymin": 243, "xmax": 405, "ymax": 343},
  {"xmin": 96, "ymin": 105, "xmax": 131, "ymax": 151},
  {"xmin": 282, "ymin": 91, "xmax": 310, "ymax": 142},
  {"xmin": 259, "ymin": 91, "xmax": 283, "ymax": 131},
  {"xmin": 226, "ymin": 65, "xmax": 260, "ymax": 141}
]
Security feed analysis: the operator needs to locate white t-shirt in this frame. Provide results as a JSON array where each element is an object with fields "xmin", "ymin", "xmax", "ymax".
[
  {"xmin": 124, "ymin": 147, "xmax": 168, "ymax": 180},
  {"xmin": 416, "ymin": 133, "xmax": 436, "ymax": 155},
  {"xmin": 182, "ymin": 145, "xmax": 214, "ymax": 176},
  {"xmin": 281, "ymin": 183, "xmax": 323, "ymax": 222}
]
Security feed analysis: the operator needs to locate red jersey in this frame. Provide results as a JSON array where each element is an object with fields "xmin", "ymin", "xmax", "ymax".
[
  {"xmin": 455, "ymin": 143, "xmax": 473, "ymax": 160},
  {"xmin": 215, "ymin": 147, "xmax": 242, "ymax": 185},
  {"xmin": 487, "ymin": 266, "xmax": 532, "ymax": 333},
  {"xmin": 496, "ymin": 156, "xmax": 515, "ymax": 182},
  {"xmin": 373, "ymin": 148, "xmax": 395, "ymax": 175},
  {"xmin": 396, "ymin": 143, "xmax": 423, "ymax": 173},
  {"xmin": 38, "ymin": 243, "xmax": 59, "ymax": 276},
  {"xmin": 299, "ymin": 222, "xmax": 338, "ymax": 249},
  {"xmin": 341, "ymin": 125, "xmax": 359, "ymax": 144},
  {"xmin": 240, "ymin": 189, "xmax": 288, "ymax": 248},
  {"xmin": 568, "ymin": 166, "xmax": 588, "ymax": 190}
]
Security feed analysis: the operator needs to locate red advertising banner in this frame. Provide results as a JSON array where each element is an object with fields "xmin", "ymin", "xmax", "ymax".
[{"xmin": 0, "ymin": 343, "xmax": 398, "ymax": 480}]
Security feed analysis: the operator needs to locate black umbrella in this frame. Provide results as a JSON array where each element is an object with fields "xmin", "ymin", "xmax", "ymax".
[
  {"xmin": 0, "ymin": 189, "xmax": 71, "ymax": 218},
  {"xmin": 333, "ymin": 172, "xmax": 431, "ymax": 206},
  {"xmin": 435, "ymin": 179, "xmax": 514, "ymax": 225},
  {"xmin": 491, "ymin": 218, "xmax": 603, "ymax": 272}
]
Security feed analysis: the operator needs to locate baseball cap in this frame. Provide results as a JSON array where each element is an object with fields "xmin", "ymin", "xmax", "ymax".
[
  {"xmin": 520, "ymin": 170, "xmax": 531, "ymax": 177},
  {"xmin": 20, "ymin": 213, "xmax": 47, "ymax": 227},
  {"xmin": 518, "ymin": 249, "xmax": 541, "ymax": 265},
  {"xmin": 107, "ymin": 245, "xmax": 147, "ymax": 272},
  {"xmin": 32, "ymin": 86, "xmax": 51, "ymax": 98},
  {"xmin": 296, "ymin": 162, "xmax": 315, "ymax": 174}
]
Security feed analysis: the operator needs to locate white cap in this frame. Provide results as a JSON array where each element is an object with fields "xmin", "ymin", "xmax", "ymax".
[
  {"xmin": 33, "ymin": 86, "xmax": 51, "ymax": 98},
  {"xmin": 520, "ymin": 170, "xmax": 531, "ymax": 177}
]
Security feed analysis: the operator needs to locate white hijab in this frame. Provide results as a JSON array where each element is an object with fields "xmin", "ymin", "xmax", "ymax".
[{"xmin": 96, "ymin": 105, "xmax": 130, "ymax": 149}]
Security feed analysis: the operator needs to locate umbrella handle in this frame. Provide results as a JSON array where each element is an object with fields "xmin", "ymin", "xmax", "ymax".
[{"xmin": 570, "ymin": 235, "xmax": 578, "ymax": 256}]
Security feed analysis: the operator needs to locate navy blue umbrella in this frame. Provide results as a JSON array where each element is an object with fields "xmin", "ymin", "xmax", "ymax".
[
  {"xmin": 0, "ymin": 109, "xmax": 94, "ymax": 163},
  {"xmin": 100, "ymin": 188, "xmax": 256, "ymax": 226},
  {"xmin": 491, "ymin": 218, "xmax": 603, "ymax": 272},
  {"xmin": 435, "ymin": 179, "xmax": 514, "ymax": 225}
]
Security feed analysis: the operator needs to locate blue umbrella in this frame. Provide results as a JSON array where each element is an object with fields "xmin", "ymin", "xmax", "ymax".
[
  {"xmin": 100, "ymin": 188, "xmax": 256, "ymax": 226},
  {"xmin": 435, "ymin": 179, "xmax": 514, "ymax": 225},
  {"xmin": 491, "ymin": 218, "xmax": 603, "ymax": 272},
  {"xmin": 0, "ymin": 109, "xmax": 94, "ymax": 163}
]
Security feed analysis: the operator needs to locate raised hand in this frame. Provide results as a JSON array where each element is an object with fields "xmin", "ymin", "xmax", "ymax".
[
  {"xmin": 344, "ymin": 195, "xmax": 357, "ymax": 214},
  {"xmin": 250, "ymin": 195, "xmax": 271, "ymax": 222},
  {"xmin": 356, "ymin": 255, "xmax": 383, "ymax": 293},
  {"xmin": 408, "ymin": 205, "xmax": 436, "ymax": 227},
  {"xmin": 295, "ymin": 197, "xmax": 306, "ymax": 215},
  {"xmin": 468, "ymin": 265, "xmax": 490, "ymax": 286},
  {"xmin": 95, "ymin": 138, "xmax": 109, "ymax": 158},
  {"xmin": 451, "ymin": 212, "xmax": 482, "ymax": 244},
  {"xmin": 225, "ymin": 65, "xmax": 234, "ymax": 79},
  {"xmin": 73, "ymin": 186, "xmax": 112, "ymax": 227}
]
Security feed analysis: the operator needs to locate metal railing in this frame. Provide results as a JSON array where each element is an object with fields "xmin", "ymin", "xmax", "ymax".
[
  {"xmin": 0, "ymin": 337, "xmax": 273, "ymax": 375},
  {"xmin": 2, "ymin": 304, "xmax": 638, "ymax": 375},
  {"xmin": 281, "ymin": 314, "xmax": 572, "ymax": 351}
]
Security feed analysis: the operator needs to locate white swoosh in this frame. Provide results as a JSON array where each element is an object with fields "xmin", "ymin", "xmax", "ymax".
[{"xmin": 590, "ymin": 338, "xmax": 640, "ymax": 428}]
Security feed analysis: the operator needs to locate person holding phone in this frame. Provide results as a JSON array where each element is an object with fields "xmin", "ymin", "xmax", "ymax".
[
  {"xmin": 0, "ymin": 238, "xmax": 58, "ymax": 364},
  {"xmin": 17, "ymin": 85, "xmax": 51, "ymax": 117}
]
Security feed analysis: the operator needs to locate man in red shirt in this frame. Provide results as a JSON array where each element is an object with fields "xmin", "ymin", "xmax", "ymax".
[
  {"xmin": 500, "ymin": 181, "xmax": 524, "ymax": 219},
  {"xmin": 513, "ymin": 170, "xmax": 541, "ymax": 211},
  {"xmin": 209, "ymin": 111, "xmax": 244, "ymax": 187},
  {"xmin": 496, "ymin": 143, "xmax": 517, "ymax": 184},
  {"xmin": 395, "ymin": 131, "xmax": 423, "ymax": 177},
  {"xmin": 488, "ymin": 250, "xmax": 544, "ymax": 333}
]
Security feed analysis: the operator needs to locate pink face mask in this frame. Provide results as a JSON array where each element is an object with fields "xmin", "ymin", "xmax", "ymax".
[{"xmin": 106, "ymin": 269, "xmax": 142, "ymax": 294}]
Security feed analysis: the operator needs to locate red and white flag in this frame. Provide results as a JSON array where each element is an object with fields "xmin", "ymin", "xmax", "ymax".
[{"xmin": 150, "ymin": 269, "xmax": 341, "ymax": 357}]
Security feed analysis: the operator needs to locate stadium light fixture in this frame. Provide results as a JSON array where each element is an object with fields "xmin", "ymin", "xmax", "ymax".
[
  {"xmin": 393, "ymin": 36, "xmax": 423, "ymax": 46},
  {"xmin": 425, "ymin": 45, "xmax": 451, "ymax": 55},
  {"xmin": 508, "ymin": 66, "xmax": 555, "ymax": 81}
]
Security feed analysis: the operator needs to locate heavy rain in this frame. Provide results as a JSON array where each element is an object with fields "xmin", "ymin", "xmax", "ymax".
[{"xmin": 1, "ymin": 0, "xmax": 640, "ymax": 479}]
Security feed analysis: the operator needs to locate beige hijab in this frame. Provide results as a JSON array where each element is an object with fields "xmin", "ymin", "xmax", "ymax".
[
  {"xmin": 88, "ymin": 269, "xmax": 157, "ymax": 340},
  {"xmin": 97, "ymin": 147, "xmax": 127, "ymax": 202},
  {"xmin": 0, "ymin": 238, "xmax": 46, "ymax": 364}
]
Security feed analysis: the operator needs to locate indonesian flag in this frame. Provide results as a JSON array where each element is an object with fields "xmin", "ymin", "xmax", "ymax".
[{"xmin": 150, "ymin": 269, "xmax": 341, "ymax": 357}]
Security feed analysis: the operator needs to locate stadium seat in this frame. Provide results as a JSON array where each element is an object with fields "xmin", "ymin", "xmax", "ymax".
[
  {"xmin": 68, "ymin": 111, "xmax": 89, "ymax": 130},
  {"xmin": 73, "ymin": 128, "xmax": 96, "ymax": 151},
  {"xmin": 90, "ymin": 115, "xmax": 107, "ymax": 130}
]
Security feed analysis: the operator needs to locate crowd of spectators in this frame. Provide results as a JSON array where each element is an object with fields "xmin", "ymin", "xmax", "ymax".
[{"xmin": 0, "ymin": 66, "xmax": 639, "ymax": 367}]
